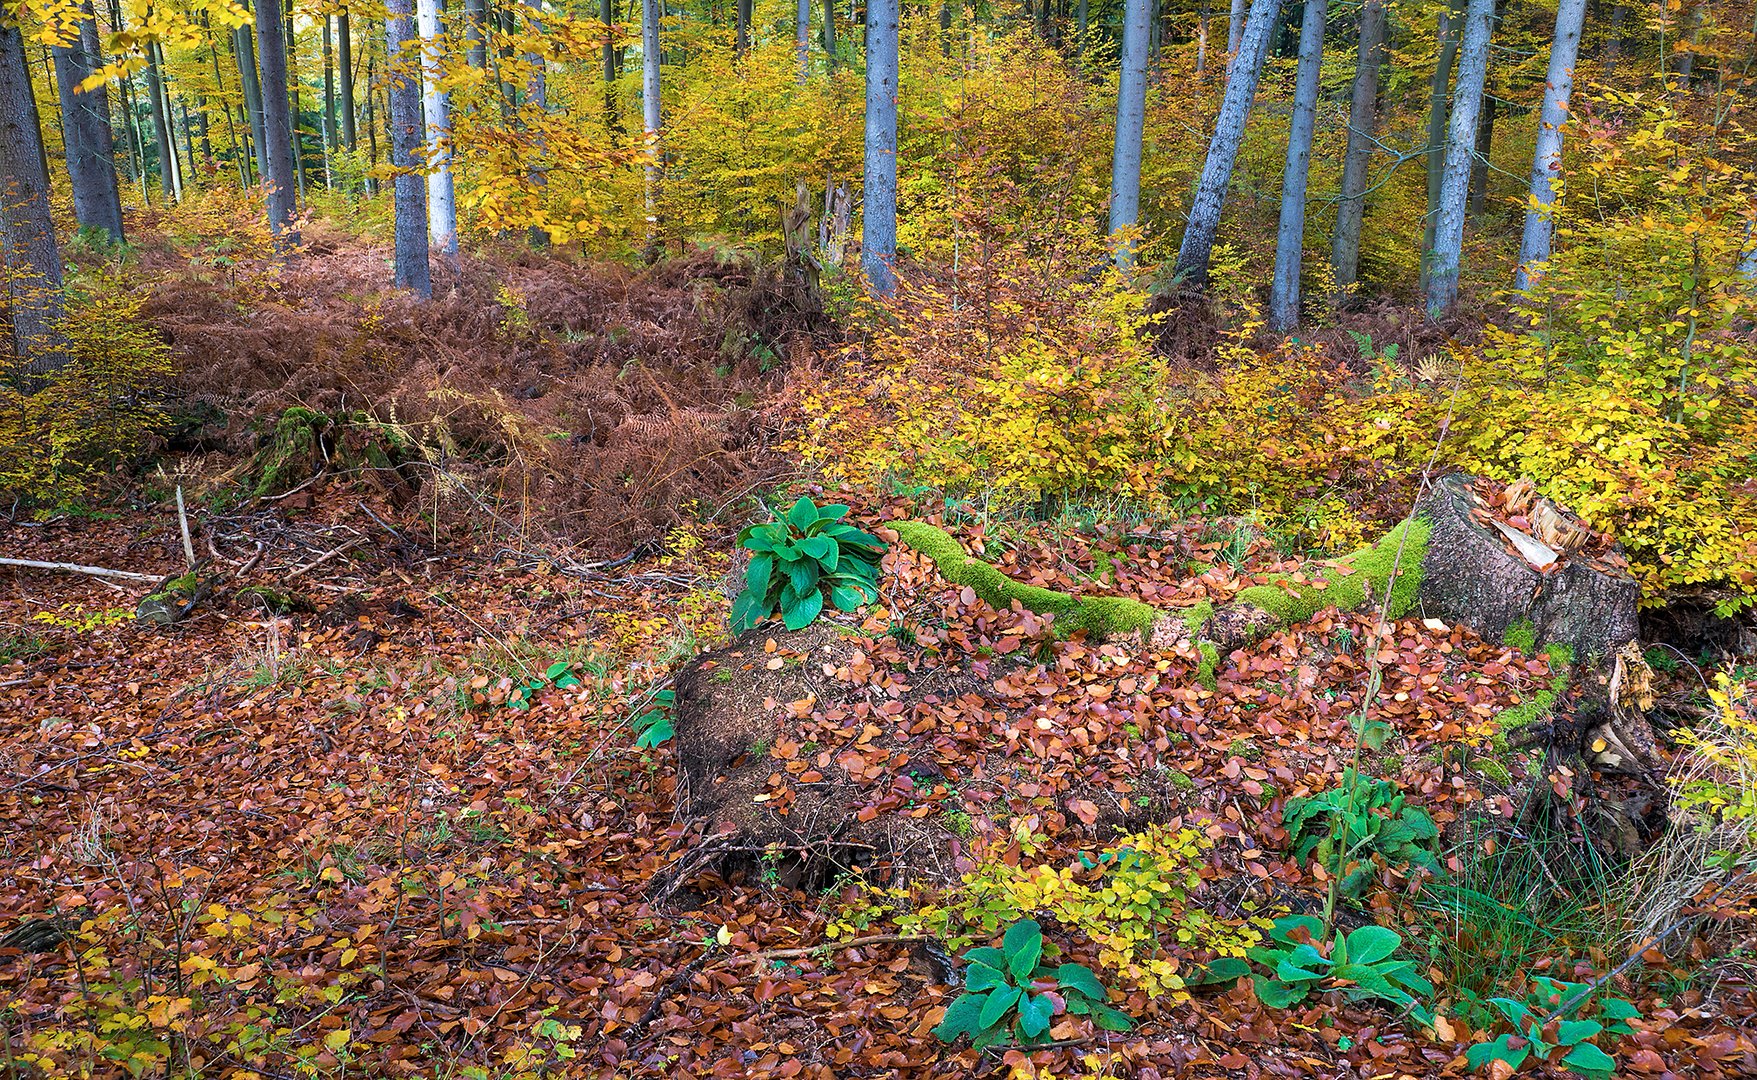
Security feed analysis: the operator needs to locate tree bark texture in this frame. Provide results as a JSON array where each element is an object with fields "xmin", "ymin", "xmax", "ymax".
[
  {"xmin": 1514, "ymin": 0, "xmax": 1588, "ymax": 291},
  {"xmin": 0, "ymin": 23, "xmax": 66, "ymax": 376},
  {"xmin": 1330, "ymin": 0, "xmax": 1383, "ymax": 293},
  {"xmin": 861, "ymin": 0, "xmax": 900, "ymax": 296},
  {"xmin": 253, "ymin": 0, "xmax": 299, "ymax": 237},
  {"xmin": 1267, "ymin": 0, "xmax": 1327, "ymax": 331},
  {"xmin": 51, "ymin": 2, "xmax": 125, "ymax": 242},
  {"xmin": 1107, "ymin": 0, "xmax": 1152, "ymax": 268},
  {"xmin": 1425, "ymin": 0, "xmax": 1494, "ymax": 316},
  {"xmin": 387, "ymin": 0, "xmax": 431, "ymax": 298}
]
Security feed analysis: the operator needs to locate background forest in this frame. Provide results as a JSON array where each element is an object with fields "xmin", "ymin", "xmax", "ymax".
[{"xmin": 0, "ymin": 0, "xmax": 1755, "ymax": 1074}]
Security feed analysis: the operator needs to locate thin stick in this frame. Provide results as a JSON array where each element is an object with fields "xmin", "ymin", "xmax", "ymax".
[
  {"xmin": 0, "ymin": 558, "xmax": 164, "ymax": 584},
  {"xmin": 175, "ymin": 487, "xmax": 196, "ymax": 571},
  {"xmin": 712, "ymin": 933, "xmax": 928, "ymax": 969},
  {"xmin": 284, "ymin": 539, "xmax": 364, "ymax": 581}
]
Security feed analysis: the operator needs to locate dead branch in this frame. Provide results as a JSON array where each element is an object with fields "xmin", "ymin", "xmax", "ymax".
[{"xmin": 0, "ymin": 558, "xmax": 164, "ymax": 584}]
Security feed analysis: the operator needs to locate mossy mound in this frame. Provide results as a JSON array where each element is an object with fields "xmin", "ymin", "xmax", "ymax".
[{"xmin": 1231, "ymin": 518, "xmax": 1430, "ymax": 625}]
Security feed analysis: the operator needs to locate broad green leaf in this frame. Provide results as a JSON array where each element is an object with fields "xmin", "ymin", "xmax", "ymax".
[
  {"xmin": 1345, "ymin": 925, "xmax": 1401, "ymax": 966},
  {"xmin": 1490, "ymin": 997, "xmax": 1533, "ymax": 1027},
  {"xmin": 1055, "ymin": 963, "xmax": 1108, "ymax": 1000},
  {"xmin": 782, "ymin": 589, "xmax": 823, "ymax": 630},
  {"xmin": 1003, "ymin": 919, "xmax": 1043, "ymax": 980},
  {"xmin": 1089, "ymin": 1002, "xmax": 1133, "ymax": 1032},
  {"xmin": 830, "ymin": 583, "xmax": 870, "ymax": 612},
  {"xmin": 746, "ymin": 552, "xmax": 774, "ymax": 598},
  {"xmin": 813, "ymin": 503, "xmax": 850, "ymax": 522},
  {"xmin": 784, "ymin": 559, "xmax": 818, "ymax": 596},
  {"xmin": 931, "ymin": 994, "xmax": 984, "ymax": 1043},
  {"xmin": 977, "ymin": 985, "xmax": 1021, "ymax": 1029},
  {"xmin": 1017, "ymin": 993, "xmax": 1054, "ymax": 1038},
  {"xmin": 798, "ymin": 535, "xmax": 837, "ymax": 564},
  {"xmin": 965, "ymin": 946, "xmax": 1007, "ymax": 970},
  {"xmin": 1190, "ymin": 956, "xmax": 1251, "ymax": 986},
  {"xmin": 545, "ymin": 661, "xmax": 572, "ymax": 680},
  {"xmin": 1596, "ymin": 998, "xmax": 1641, "ymax": 1020},
  {"xmin": 1465, "ymin": 1034, "xmax": 1531, "ymax": 1073},
  {"xmin": 1252, "ymin": 975, "xmax": 1308, "ymax": 1009},
  {"xmin": 965, "ymin": 961, "xmax": 1007, "ymax": 993},
  {"xmin": 1269, "ymin": 915, "xmax": 1325, "ymax": 944},
  {"xmin": 1559, "ymin": 1042, "xmax": 1616, "ymax": 1079},
  {"xmin": 785, "ymin": 496, "xmax": 819, "ymax": 532},
  {"xmin": 1556, "ymin": 1019, "xmax": 1603, "ymax": 1047},
  {"xmin": 970, "ymin": 1022, "xmax": 1008, "ymax": 1052},
  {"xmin": 635, "ymin": 716, "xmax": 673, "ymax": 746}
]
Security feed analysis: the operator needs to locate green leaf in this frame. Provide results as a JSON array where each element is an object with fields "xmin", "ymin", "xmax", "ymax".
[
  {"xmin": 1490, "ymin": 997, "xmax": 1533, "ymax": 1028},
  {"xmin": 977, "ymin": 985, "xmax": 1021, "ymax": 1030},
  {"xmin": 829, "ymin": 583, "xmax": 870, "ymax": 613},
  {"xmin": 932, "ymin": 994, "xmax": 984, "ymax": 1043},
  {"xmin": 634, "ymin": 716, "xmax": 673, "ymax": 747},
  {"xmin": 1559, "ymin": 1042, "xmax": 1616, "ymax": 1079},
  {"xmin": 970, "ymin": 1023, "xmax": 1008, "ymax": 1052},
  {"xmin": 1345, "ymin": 925, "xmax": 1401, "ymax": 966},
  {"xmin": 745, "ymin": 552, "xmax": 774, "ymax": 598},
  {"xmin": 1054, "ymin": 963, "xmax": 1108, "ymax": 1001},
  {"xmin": 1089, "ymin": 1002, "xmax": 1133, "ymax": 1032},
  {"xmin": 781, "ymin": 588, "xmax": 824, "ymax": 630},
  {"xmin": 785, "ymin": 496, "xmax": 819, "ymax": 532},
  {"xmin": 798, "ymin": 535, "xmax": 837, "ymax": 565},
  {"xmin": 553, "ymin": 673, "xmax": 580, "ymax": 689},
  {"xmin": 1556, "ymin": 1019, "xmax": 1603, "ymax": 1047},
  {"xmin": 1595, "ymin": 998, "xmax": 1641, "ymax": 1020},
  {"xmin": 1252, "ymin": 975, "xmax": 1309, "ymax": 1009},
  {"xmin": 1190, "ymin": 957, "xmax": 1251, "ymax": 987},
  {"xmin": 965, "ymin": 961, "xmax": 1007, "ymax": 993},
  {"xmin": 1269, "ymin": 915, "xmax": 1325, "ymax": 944},
  {"xmin": 1003, "ymin": 920, "xmax": 1043, "ymax": 980},
  {"xmin": 784, "ymin": 559, "xmax": 819, "ymax": 597},
  {"xmin": 813, "ymin": 503, "xmax": 850, "ymax": 523},
  {"xmin": 965, "ymin": 946, "xmax": 1007, "ymax": 971},
  {"xmin": 545, "ymin": 660, "xmax": 572, "ymax": 680},
  {"xmin": 1465, "ymin": 1034, "xmax": 1531, "ymax": 1073},
  {"xmin": 1017, "ymin": 993, "xmax": 1054, "ymax": 1038}
]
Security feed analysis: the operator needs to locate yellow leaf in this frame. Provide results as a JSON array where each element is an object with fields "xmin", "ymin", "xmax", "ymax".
[{"xmin": 324, "ymin": 1028, "xmax": 351, "ymax": 1052}]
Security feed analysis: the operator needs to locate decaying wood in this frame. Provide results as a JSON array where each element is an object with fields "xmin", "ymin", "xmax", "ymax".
[{"xmin": 0, "ymin": 557, "xmax": 164, "ymax": 583}]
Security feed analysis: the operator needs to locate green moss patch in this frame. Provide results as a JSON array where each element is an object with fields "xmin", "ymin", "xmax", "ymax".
[
  {"xmin": 891, "ymin": 520, "xmax": 1161, "ymax": 640},
  {"xmin": 1232, "ymin": 518, "xmax": 1431, "ymax": 626}
]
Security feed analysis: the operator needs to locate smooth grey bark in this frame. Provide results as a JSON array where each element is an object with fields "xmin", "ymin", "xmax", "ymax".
[
  {"xmin": 236, "ymin": 24, "xmax": 271, "ymax": 187},
  {"xmin": 823, "ymin": 0, "xmax": 838, "ymax": 60},
  {"xmin": 253, "ymin": 0, "xmax": 299, "ymax": 237},
  {"xmin": 321, "ymin": 16, "xmax": 335, "ymax": 189},
  {"xmin": 1267, "ymin": 0, "xmax": 1327, "ymax": 331},
  {"xmin": 1173, "ymin": 0, "xmax": 1279, "ymax": 288},
  {"xmin": 797, "ymin": 0, "xmax": 811, "ymax": 82},
  {"xmin": 1196, "ymin": 0, "xmax": 1208, "ymax": 74},
  {"xmin": 416, "ymin": 0, "xmax": 457, "ymax": 258},
  {"xmin": 1227, "ymin": 0, "xmax": 1245, "ymax": 52},
  {"xmin": 736, "ymin": 0, "xmax": 752, "ymax": 54},
  {"xmin": 0, "ymin": 23, "xmax": 66, "ymax": 375},
  {"xmin": 939, "ymin": 1, "xmax": 951, "ymax": 57},
  {"xmin": 1467, "ymin": 92, "xmax": 1494, "ymax": 214},
  {"xmin": 387, "ymin": 0, "xmax": 430, "ymax": 297},
  {"xmin": 1425, "ymin": 0, "xmax": 1495, "ymax": 316},
  {"xmin": 1421, "ymin": 0, "xmax": 1464, "ymax": 288},
  {"xmin": 1514, "ymin": 0, "xmax": 1588, "ymax": 290},
  {"xmin": 524, "ymin": 0, "xmax": 549, "ymax": 246},
  {"xmin": 144, "ymin": 40, "xmax": 179, "ymax": 201},
  {"xmin": 1330, "ymin": 0, "xmax": 1384, "ymax": 292},
  {"xmin": 338, "ymin": 12, "xmax": 356, "ymax": 151},
  {"xmin": 286, "ymin": 0, "xmax": 306, "ymax": 200},
  {"xmin": 602, "ymin": 0, "xmax": 622, "ymax": 139},
  {"xmin": 641, "ymin": 0, "xmax": 661, "ymax": 245},
  {"xmin": 862, "ymin": 0, "xmax": 899, "ymax": 296},
  {"xmin": 1076, "ymin": 0, "xmax": 1087, "ymax": 53},
  {"xmin": 52, "ymin": 2, "xmax": 125, "ymax": 242},
  {"xmin": 1108, "ymin": 0, "xmax": 1152, "ymax": 269},
  {"xmin": 1740, "ymin": 221, "xmax": 1757, "ymax": 281},
  {"xmin": 466, "ymin": 0, "xmax": 488, "ymax": 67}
]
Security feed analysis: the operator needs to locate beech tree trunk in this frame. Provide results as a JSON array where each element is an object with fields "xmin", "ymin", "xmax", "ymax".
[
  {"xmin": 416, "ymin": 0, "xmax": 458, "ymax": 260},
  {"xmin": 321, "ymin": 17, "xmax": 335, "ymax": 187},
  {"xmin": 1227, "ymin": 0, "xmax": 1245, "ymax": 52},
  {"xmin": 1107, "ymin": 0, "xmax": 1152, "ymax": 269},
  {"xmin": 824, "ymin": 0, "xmax": 838, "ymax": 61},
  {"xmin": 1173, "ymin": 0, "xmax": 1279, "ymax": 288},
  {"xmin": 387, "ymin": 0, "xmax": 431, "ymax": 298},
  {"xmin": 1514, "ymin": 0, "xmax": 1588, "ymax": 291},
  {"xmin": 1424, "ymin": 0, "xmax": 1494, "ymax": 316},
  {"xmin": 1467, "ymin": 92, "xmax": 1494, "ymax": 215},
  {"xmin": 1267, "ymin": 0, "xmax": 1327, "ymax": 332},
  {"xmin": 465, "ymin": 0, "xmax": 488, "ymax": 67},
  {"xmin": 338, "ymin": 12, "xmax": 356, "ymax": 152},
  {"xmin": 0, "ymin": 23, "xmax": 66, "ymax": 376},
  {"xmin": 797, "ymin": 0, "xmax": 811, "ymax": 81},
  {"xmin": 144, "ymin": 40, "xmax": 180, "ymax": 202},
  {"xmin": 1421, "ymin": 0, "xmax": 1463, "ymax": 291},
  {"xmin": 253, "ymin": 0, "xmax": 299, "ymax": 238},
  {"xmin": 642, "ymin": 0, "xmax": 661, "ymax": 249},
  {"xmin": 236, "ymin": 24, "xmax": 272, "ymax": 189},
  {"xmin": 862, "ymin": 0, "xmax": 900, "ymax": 296},
  {"xmin": 1330, "ymin": 0, "xmax": 1383, "ymax": 293},
  {"xmin": 52, "ymin": 1, "xmax": 125, "ymax": 243},
  {"xmin": 736, "ymin": 0, "xmax": 752, "ymax": 54}
]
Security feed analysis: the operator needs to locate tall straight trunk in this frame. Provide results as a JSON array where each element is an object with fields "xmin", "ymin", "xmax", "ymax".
[
  {"xmin": 0, "ymin": 23, "xmax": 66, "ymax": 375},
  {"xmin": 1076, "ymin": 0, "xmax": 1087, "ymax": 53},
  {"xmin": 798, "ymin": 0, "xmax": 811, "ymax": 82},
  {"xmin": 1266, "ymin": 0, "xmax": 1326, "ymax": 331},
  {"xmin": 736, "ymin": 0, "xmax": 752, "ymax": 54},
  {"xmin": 1514, "ymin": 0, "xmax": 1587, "ymax": 290},
  {"xmin": 939, "ymin": 2, "xmax": 951, "ymax": 57},
  {"xmin": 1421, "ymin": 0, "xmax": 1464, "ymax": 288},
  {"xmin": 1425, "ymin": 0, "xmax": 1494, "ymax": 315},
  {"xmin": 1148, "ymin": 0, "xmax": 1160, "ymax": 63},
  {"xmin": 286, "ymin": 0, "xmax": 307, "ymax": 200},
  {"xmin": 176, "ymin": 98, "xmax": 198, "ymax": 186},
  {"xmin": 466, "ymin": 0, "xmax": 488, "ymax": 67},
  {"xmin": 338, "ymin": 11, "xmax": 356, "ymax": 151},
  {"xmin": 202, "ymin": 10, "xmax": 250, "ymax": 189},
  {"xmin": 321, "ymin": 16, "xmax": 335, "ymax": 189},
  {"xmin": 1108, "ymin": 0, "xmax": 1152, "ymax": 269},
  {"xmin": 364, "ymin": 48, "xmax": 379, "ymax": 194},
  {"xmin": 862, "ymin": 0, "xmax": 899, "ymax": 295},
  {"xmin": 253, "ymin": 0, "xmax": 298, "ymax": 237},
  {"xmin": 52, "ymin": 1, "xmax": 125, "ymax": 241},
  {"xmin": 121, "ymin": 73, "xmax": 148, "ymax": 201},
  {"xmin": 1466, "ymin": 91, "xmax": 1494, "ymax": 213},
  {"xmin": 144, "ymin": 39, "xmax": 179, "ymax": 201},
  {"xmin": 1227, "ymin": 0, "xmax": 1245, "ymax": 52},
  {"xmin": 236, "ymin": 24, "xmax": 271, "ymax": 187},
  {"xmin": 1173, "ymin": 0, "xmax": 1279, "ymax": 287},
  {"xmin": 524, "ymin": 0, "xmax": 549, "ymax": 245},
  {"xmin": 824, "ymin": 0, "xmax": 839, "ymax": 60},
  {"xmin": 386, "ymin": 0, "xmax": 431, "ymax": 297},
  {"xmin": 1330, "ymin": 0, "xmax": 1383, "ymax": 291},
  {"xmin": 1196, "ymin": 0, "xmax": 1208, "ymax": 74},
  {"xmin": 1673, "ymin": 3, "xmax": 1700, "ymax": 83},
  {"xmin": 195, "ymin": 95, "xmax": 213, "ymax": 166},
  {"xmin": 641, "ymin": 0, "xmax": 661, "ymax": 247},
  {"xmin": 416, "ymin": 0, "xmax": 458, "ymax": 258},
  {"xmin": 602, "ymin": 0, "xmax": 622, "ymax": 138},
  {"xmin": 1602, "ymin": 3, "xmax": 1626, "ymax": 72}
]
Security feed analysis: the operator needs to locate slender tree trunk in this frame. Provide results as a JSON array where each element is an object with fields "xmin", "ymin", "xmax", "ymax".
[
  {"xmin": 144, "ymin": 40, "xmax": 179, "ymax": 201},
  {"xmin": 466, "ymin": 0, "xmax": 488, "ymax": 67},
  {"xmin": 1173, "ymin": 0, "xmax": 1279, "ymax": 287},
  {"xmin": 736, "ymin": 0, "xmax": 752, "ymax": 54},
  {"xmin": 338, "ymin": 11, "xmax": 356, "ymax": 152},
  {"xmin": 364, "ymin": 48, "xmax": 379, "ymax": 194},
  {"xmin": 1108, "ymin": 0, "xmax": 1152, "ymax": 269},
  {"xmin": 1330, "ymin": 0, "xmax": 1383, "ymax": 292},
  {"xmin": 1196, "ymin": 0, "xmax": 1208, "ymax": 74},
  {"xmin": 1076, "ymin": 0, "xmax": 1087, "ymax": 54},
  {"xmin": 862, "ymin": 0, "xmax": 899, "ymax": 295},
  {"xmin": 1266, "ymin": 0, "xmax": 1326, "ymax": 331},
  {"xmin": 0, "ymin": 23, "xmax": 66, "ymax": 376},
  {"xmin": 236, "ymin": 24, "xmax": 271, "ymax": 188},
  {"xmin": 176, "ymin": 97, "xmax": 198, "ymax": 188},
  {"xmin": 523, "ymin": 0, "xmax": 549, "ymax": 246},
  {"xmin": 798, "ymin": 0, "xmax": 811, "ymax": 82},
  {"xmin": 253, "ymin": 0, "xmax": 299, "ymax": 238},
  {"xmin": 416, "ymin": 0, "xmax": 458, "ymax": 259},
  {"xmin": 1514, "ymin": 0, "xmax": 1587, "ymax": 290},
  {"xmin": 1674, "ymin": 3, "xmax": 1700, "ymax": 84},
  {"xmin": 122, "ymin": 71, "xmax": 149, "ymax": 203},
  {"xmin": 1603, "ymin": 3, "xmax": 1626, "ymax": 72},
  {"xmin": 1227, "ymin": 0, "xmax": 1245, "ymax": 52},
  {"xmin": 824, "ymin": 0, "xmax": 840, "ymax": 60},
  {"xmin": 940, "ymin": 1, "xmax": 951, "ymax": 57},
  {"xmin": 642, "ymin": 0, "xmax": 661, "ymax": 250},
  {"xmin": 386, "ymin": 0, "xmax": 431, "ymax": 297},
  {"xmin": 202, "ymin": 9, "xmax": 250, "ymax": 189},
  {"xmin": 52, "ymin": 1, "xmax": 125, "ymax": 241},
  {"xmin": 602, "ymin": 0, "xmax": 623, "ymax": 139},
  {"xmin": 1425, "ymin": 0, "xmax": 1494, "ymax": 316},
  {"xmin": 1467, "ymin": 91, "xmax": 1494, "ymax": 213},
  {"xmin": 321, "ymin": 16, "xmax": 335, "ymax": 189},
  {"xmin": 1422, "ymin": 0, "xmax": 1464, "ymax": 289},
  {"xmin": 286, "ymin": 0, "xmax": 307, "ymax": 201}
]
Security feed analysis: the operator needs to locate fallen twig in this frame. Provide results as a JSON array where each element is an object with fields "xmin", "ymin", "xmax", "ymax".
[
  {"xmin": 175, "ymin": 487, "xmax": 196, "ymax": 571},
  {"xmin": 285, "ymin": 539, "xmax": 364, "ymax": 581},
  {"xmin": 0, "ymin": 558, "xmax": 163, "ymax": 584}
]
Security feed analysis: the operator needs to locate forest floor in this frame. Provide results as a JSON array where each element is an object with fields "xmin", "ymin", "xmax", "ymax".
[{"xmin": 2, "ymin": 244, "xmax": 1755, "ymax": 1078}]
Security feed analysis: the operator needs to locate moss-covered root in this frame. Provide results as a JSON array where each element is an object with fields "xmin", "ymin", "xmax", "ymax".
[
  {"xmin": 889, "ymin": 520, "xmax": 1163, "ymax": 641},
  {"xmin": 1229, "ymin": 517, "xmax": 1431, "ymax": 627}
]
